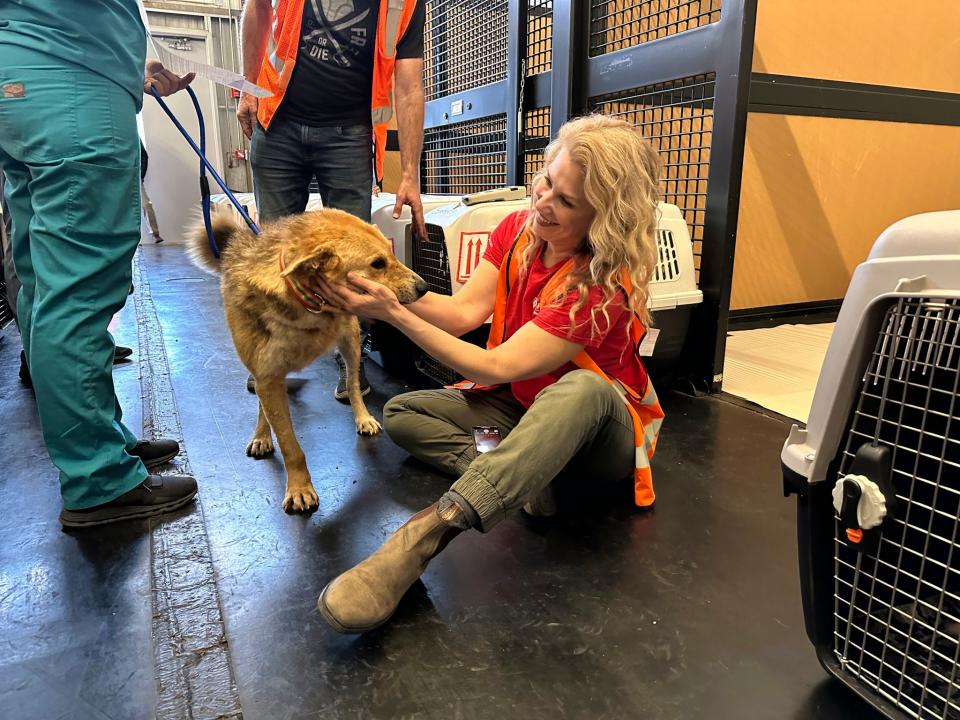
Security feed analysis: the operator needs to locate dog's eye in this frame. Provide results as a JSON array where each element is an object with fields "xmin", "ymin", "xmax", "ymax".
[{"xmin": 370, "ymin": 257, "xmax": 387, "ymax": 270}]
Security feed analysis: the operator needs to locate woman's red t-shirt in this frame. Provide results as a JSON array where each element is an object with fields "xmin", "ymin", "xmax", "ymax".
[{"xmin": 481, "ymin": 210, "xmax": 648, "ymax": 408}]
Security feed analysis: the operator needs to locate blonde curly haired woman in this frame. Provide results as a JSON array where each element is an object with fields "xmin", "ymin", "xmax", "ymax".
[{"xmin": 314, "ymin": 114, "xmax": 665, "ymax": 633}]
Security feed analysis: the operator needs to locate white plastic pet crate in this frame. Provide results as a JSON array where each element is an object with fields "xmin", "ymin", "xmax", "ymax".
[
  {"xmin": 647, "ymin": 202, "xmax": 704, "ymax": 366},
  {"xmin": 410, "ymin": 187, "xmax": 532, "ymax": 384},
  {"xmin": 781, "ymin": 210, "xmax": 960, "ymax": 720},
  {"xmin": 369, "ymin": 192, "xmax": 461, "ymax": 266},
  {"xmin": 210, "ymin": 191, "xmax": 259, "ymax": 228},
  {"xmin": 403, "ymin": 189, "xmax": 702, "ymax": 386}
]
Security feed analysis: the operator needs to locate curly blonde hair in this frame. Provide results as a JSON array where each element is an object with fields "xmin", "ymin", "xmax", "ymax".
[{"xmin": 521, "ymin": 114, "xmax": 661, "ymax": 335}]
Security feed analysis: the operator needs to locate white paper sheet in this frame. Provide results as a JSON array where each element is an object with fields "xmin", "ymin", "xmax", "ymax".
[{"xmin": 149, "ymin": 36, "xmax": 272, "ymax": 98}]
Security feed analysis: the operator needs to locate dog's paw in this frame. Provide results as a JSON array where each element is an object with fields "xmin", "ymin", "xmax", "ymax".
[
  {"xmin": 355, "ymin": 415, "xmax": 382, "ymax": 436},
  {"xmin": 283, "ymin": 485, "xmax": 319, "ymax": 513},
  {"xmin": 246, "ymin": 437, "xmax": 275, "ymax": 458}
]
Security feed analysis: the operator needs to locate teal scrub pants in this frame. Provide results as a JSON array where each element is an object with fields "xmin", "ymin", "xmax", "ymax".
[{"xmin": 0, "ymin": 48, "xmax": 148, "ymax": 509}]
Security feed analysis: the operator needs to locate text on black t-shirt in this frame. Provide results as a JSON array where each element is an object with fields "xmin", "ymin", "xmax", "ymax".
[{"xmin": 278, "ymin": 0, "xmax": 425, "ymax": 127}]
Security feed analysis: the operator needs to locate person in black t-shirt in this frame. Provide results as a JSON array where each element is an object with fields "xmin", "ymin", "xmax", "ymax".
[{"xmin": 238, "ymin": 0, "xmax": 427, "ymax": 400}]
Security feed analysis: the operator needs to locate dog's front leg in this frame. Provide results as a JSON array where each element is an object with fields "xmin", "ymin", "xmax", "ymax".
[
  {"xmin": 338, "ymin": 323, "xmax": 381, "ymax": 436},
  {"xmin": 255, "ymin": 373, "xmax": 320, "ymax": 512},
  {"xmin": 246, "ymin": 400, "xmax": 275, "ymax": 458}
]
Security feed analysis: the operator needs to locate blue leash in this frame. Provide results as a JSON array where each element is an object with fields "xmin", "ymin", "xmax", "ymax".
[{"xmin": 148, "ymin": 85, "xmax": 260, "ymax": 258}]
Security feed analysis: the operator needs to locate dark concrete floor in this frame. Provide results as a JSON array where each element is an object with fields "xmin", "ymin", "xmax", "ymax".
[
  {"xmin": 0, "ymin": 299, "xmax": 157, "ymax": 720},
  {"xmin": 0, "ymin": 244, "xmax": 887, "ymax": 720}
]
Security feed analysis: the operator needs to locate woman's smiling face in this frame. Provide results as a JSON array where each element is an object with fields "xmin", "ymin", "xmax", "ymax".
[{"xmin": 531, "ymin": 147, "xmax": 596, "ymax": 254}]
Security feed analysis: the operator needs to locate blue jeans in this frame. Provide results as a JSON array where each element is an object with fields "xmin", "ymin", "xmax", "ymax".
[{"xmin": 250, "ymin": 117, "xmax": 373, "ymax": 223}]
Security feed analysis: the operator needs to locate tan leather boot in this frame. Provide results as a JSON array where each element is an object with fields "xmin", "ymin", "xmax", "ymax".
[{"xmin": 317, "ymin": 500, "xmax": 466, "ymax": 633}]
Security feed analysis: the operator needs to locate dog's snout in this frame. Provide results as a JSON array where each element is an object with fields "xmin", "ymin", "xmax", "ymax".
[
  {"xmin": 414, "ymin": 276, "xmax": 429, "ymax": 298},
  {"xmin": 396, "ymin": 271, "xmax": 430, "ymax": 304}
]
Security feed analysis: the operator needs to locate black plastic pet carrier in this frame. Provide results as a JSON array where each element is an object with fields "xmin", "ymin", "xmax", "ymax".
[{"xmin": 783, "ymin": 212, "xmax": 960, "ymax": 720}]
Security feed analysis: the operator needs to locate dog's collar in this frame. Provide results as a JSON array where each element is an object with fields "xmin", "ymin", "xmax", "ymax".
[{"xmin": 278, "ymin": 251, "xmax": 328, "ymax": 314}]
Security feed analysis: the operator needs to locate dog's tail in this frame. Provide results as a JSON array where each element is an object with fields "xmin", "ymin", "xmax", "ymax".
[{"xmin": 187, "ymin": 212, "xmax": 244, "ymax": 274}]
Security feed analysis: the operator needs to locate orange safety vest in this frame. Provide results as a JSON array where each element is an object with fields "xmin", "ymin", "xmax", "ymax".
[
  {"xmin": 488, "ymin": 230, "xmax": 665, "ymax": 507},
  {"xmin": 255, "ymin": 0, "xmax": 418, "ymax": 182}
]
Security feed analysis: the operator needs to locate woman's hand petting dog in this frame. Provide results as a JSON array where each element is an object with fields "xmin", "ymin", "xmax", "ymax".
[{"xmin": 315, "ymin": 273, "xmax": 403, "ymax": 323}]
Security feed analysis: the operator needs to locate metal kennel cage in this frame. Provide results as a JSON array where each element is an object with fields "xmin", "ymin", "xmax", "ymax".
[
  {"xmin": 419, "ymin": 0, "xmax": 756, "ymax": 390},
  {"xmin": 588, "ymin": 0, "xmax": 722, "ymax": 56},
  {"xmin": 590, "ymin": 73, "xmax": 715, "ymax": 279},
  {"xmin": 523, "ymin": 0, "xmax": 553, "ymax": 189},
  {"xmin": 578, "ymin": 0, "xmax": 754, "ymax": 391},
  {"xmin": 783, "ymin": 211, "xmax": 960, "ymax": 720},
  {"xmin": 422, "ymin": 115, "xmax": 509, "ymax": 196}
]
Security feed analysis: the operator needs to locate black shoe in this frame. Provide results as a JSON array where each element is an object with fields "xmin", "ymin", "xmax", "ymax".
[
  {"xmin": 114, "ymin": 345, "xmax": 133, "ymax": 362},
  {"xmin": 130, "ymin": 439, "xmax": 180, "ymax": 469},
  {"xmin": 19, "ymin": 350, "xmax": 32, "ymax": 389},
  {"xmin": 334, "ymin": 352, "xmax": 371, "ymax": 402},
  {"xmin": 59, "ymin": 474, "xmax": 198, "ymax": 528},
  {"xmin": 246, "ymin": 373, "xmax": 256, "ymax": 393}
]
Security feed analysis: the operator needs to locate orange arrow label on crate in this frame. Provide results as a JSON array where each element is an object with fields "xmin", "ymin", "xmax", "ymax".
[{"xmin": 456, "ymin": 231, "xmax": 490, "ymax": 283}]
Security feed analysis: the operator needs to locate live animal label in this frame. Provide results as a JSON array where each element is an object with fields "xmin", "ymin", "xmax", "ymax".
[{"xmin": 456, "ymin": 231, "xmax": 489, "ymax": 283}]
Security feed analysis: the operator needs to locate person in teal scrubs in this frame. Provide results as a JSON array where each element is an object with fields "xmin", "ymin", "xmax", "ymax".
[{"xmin": 0, "ymin": 2, "xmax": 199, "ymax": 528}]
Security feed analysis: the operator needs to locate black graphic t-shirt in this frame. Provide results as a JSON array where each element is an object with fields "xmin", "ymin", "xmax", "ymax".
[{"xmin": 278, "ymin": 0, "xmax": 426, "ymax": 127}]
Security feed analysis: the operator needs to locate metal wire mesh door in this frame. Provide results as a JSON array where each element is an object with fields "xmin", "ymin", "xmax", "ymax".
[
  {"xmin": 589, "ymin": 0, "xmax": 722, "ymax": 55},
  {"xmin": 422, "ymin": 0, "xmax": 510, "ymax": 196},
  {"xmin": 590, "ymin": 74, "xmax": 715, "ymax": 278},
  {"xmin": 834, "ymin": 297, "xmax": 960, "ymax": 720},
  {"xmin": 578, "ymin": 0, "xmax": 756, "ymax": 390},
  {"xmin": 412, "ymin": 224, "xmax": 458, "ymax": 385}
]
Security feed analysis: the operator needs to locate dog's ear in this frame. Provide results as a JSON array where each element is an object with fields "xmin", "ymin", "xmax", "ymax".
[{"xmin": 279, "ymin": 246, "xmax": 342, "ymax": 277}]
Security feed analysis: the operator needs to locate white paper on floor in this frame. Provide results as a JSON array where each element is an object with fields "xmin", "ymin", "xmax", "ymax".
[{"xmin": 722, "ymin": 323, "xmax": 835, "ymax": 423}]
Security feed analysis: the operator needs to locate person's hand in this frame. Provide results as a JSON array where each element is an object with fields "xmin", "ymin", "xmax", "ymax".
[
  {"xmin": 313, "ymin": 273, "xmax": 403, "ymax": 323},
  {"xmin": 393, "ymin": 177, "xmax": 427, "ymax": 242},
  {"xmin": 143, "ymin": 60, "xmax": 195, "ymax": 97},
  {"xmin": 237, "ymin": 92, "xmax": 259, "ymax": 140}
]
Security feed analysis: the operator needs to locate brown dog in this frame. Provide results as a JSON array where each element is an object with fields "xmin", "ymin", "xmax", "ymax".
[{"xmin": 189, "ymin": 208, "xmax": 427, "ymax": 512}]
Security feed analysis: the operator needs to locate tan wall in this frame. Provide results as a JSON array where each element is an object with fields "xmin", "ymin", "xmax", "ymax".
[
  {"xmin": 732, "ymin": 113, "xmax": 960, "ymax": 310},
  {"xmin": 733, "ymin": 1, "xmax": 960, "ymax": 310},
  {"xmin": 381, "ymin": 152, "xmax": 402, "ymax": 193},
  {"xmin": 381, "ymin": 113, "xmax": 401, "ymax": 193},
  {"xmin": 753, "ymin": 1, "xmax": 960, "ymax": 94}
]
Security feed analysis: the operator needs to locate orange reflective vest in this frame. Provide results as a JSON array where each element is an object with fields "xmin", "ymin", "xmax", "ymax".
[
  {"xmin": 488, "ymin": 230, "xmax": 665, "ymax": 507},
  {"xmin": 255, "ymin": 0, "xmax": 418, "ymax": 181}
]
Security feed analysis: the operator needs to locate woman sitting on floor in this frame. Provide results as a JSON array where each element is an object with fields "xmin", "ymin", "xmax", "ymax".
[{"xmin": 315, "ymin": 114, "xmax": 666, "ymax": 633}]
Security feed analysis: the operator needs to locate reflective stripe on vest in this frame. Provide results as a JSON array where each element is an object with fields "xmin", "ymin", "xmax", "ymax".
[
  {"xmin": 487, "ymin": 228, "xmax": 664, "ymax": 507},
  {"xmin": 255, "ymin": 0, "xmax": 417, "ymax": 181},
  {"xmin": 383, "ymin": 0, "xmax": 405, "ymax": 57}
]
